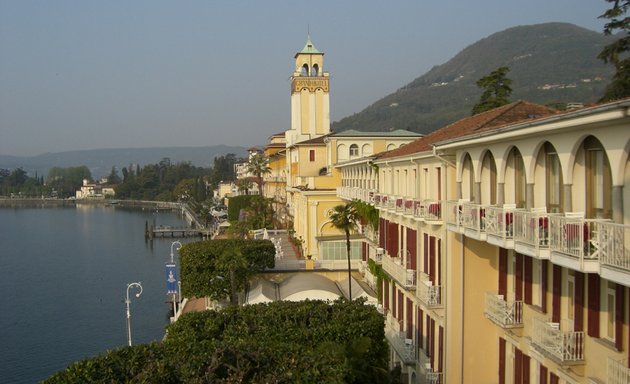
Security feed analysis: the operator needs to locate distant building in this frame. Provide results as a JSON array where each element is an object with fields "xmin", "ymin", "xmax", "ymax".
[{"xmin": 75, "ymin": 179, "xmax": 115, "ymax": 199}]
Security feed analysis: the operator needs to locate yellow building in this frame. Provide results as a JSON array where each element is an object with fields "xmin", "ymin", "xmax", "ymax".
[
  {"xmin": 339, "ymin": 99, "xmax": 630, "ymax": 384},
  {"xmin": 282, "ymin": 36, "xmax": 421, "ymax": 260},
  {"xmin": 264, "ymin": 132, "xmax": 288, "ymax": 227}
]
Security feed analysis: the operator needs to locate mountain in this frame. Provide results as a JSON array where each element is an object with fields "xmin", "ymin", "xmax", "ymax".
[
  {"xmin": 0, "ymin": 145, "xmax": 248, "ymax": 179},
  {"xmin": 332, "ymin": 23, "xmax": 616, "ymax": 134}
]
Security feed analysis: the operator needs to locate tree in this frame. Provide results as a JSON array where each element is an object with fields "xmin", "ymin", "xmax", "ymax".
[
  {"xmin": 246, "ymin": 153, "xmax": 271, "ymax": 196},
  {"xmin": 599, "ymin": 0, "xmax": 630, "ymax": 101},
  {"xmin": 471, "ymin": 66, "xmax": 512, "ymax": 115},
  {"xmin": 330, "ymin": 203, "xmax": 359, "ymax": 300},
  {"xmin": 106, "ymin": 166, "xmax": 121, "ymax": 184}
]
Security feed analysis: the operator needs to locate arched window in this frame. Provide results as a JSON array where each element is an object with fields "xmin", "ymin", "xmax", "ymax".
[
  {"xmin": 584, "ymin": 136, "xmax": 612, "ymax": 219},
  {"xmin": 544, "ymin": 142, "xmax": 563, "ymax": 213},
  {"xmin": 349, "ymin": 144, "xmax": 359, "ymax": 158},
  {"xmin": 480, "ymin": 152, "xmax": 497, "ymax": 205},
  {"xmin": 311, "ymin": 64, "xmax": 319, "ymax": 76},
  {"xmin": 301, "ymin": 64, "xmax": 309, "ymax": 76}
]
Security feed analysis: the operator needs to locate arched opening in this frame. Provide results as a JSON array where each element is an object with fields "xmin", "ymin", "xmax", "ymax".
[
  {"xmin": 582, "ymin": 136, "xmax": 612, "ymax": 219},
  {"xmin": 301, "ymin": 64, "xmax": 309, "ymax": 76},
  {"xmin": 311, "ymin": 64, "xmax": 319, "ymax": 76},
  {"xmin": 480, "ymin": 151, "xmax": 497, "ymax": 205},
  {"xmin": 505, "ymin": 147, "xmax": 526, "ymax": 208},
  {"xmin": 534, "ymin": 142, "xmax": 564, "ymax": 213},
  {"xmin": 461, "ymin": 154, "xmax": 474, "ymax": 201}
]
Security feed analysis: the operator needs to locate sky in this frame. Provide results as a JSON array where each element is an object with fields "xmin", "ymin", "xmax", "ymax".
[{"xmin": 0, "ymin": 1, "xmax": 611, "ymax": 157}]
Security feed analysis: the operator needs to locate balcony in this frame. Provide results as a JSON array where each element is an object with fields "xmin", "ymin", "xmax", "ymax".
[
  {"xmin": 384, "ymin": 313, "xmax": 415, "ymax": 365},
  {"xmin": 403, "ymin": 198, "xmax": 415, "ymax": 217},
  {"xmin": 445, "ymin": 200, "xmax": 466, "ymax": 233},
  {"xmin": 416, "ymin": 200, "xmax": 442, "ymax": 223},
  {"xmin": 608, "ymin": 357, "xmax": 630, "ymax": 384},
  {"xmin": 461, "ymin": 202, "xmax": 488, "ymax": 241},
  {"xmin": 598, "ymin": 221, "xmax": 630, "ymax": 286},
  {"xmin": 419, "ymin": 353, "xmax": 442, "ymax": 384},
  {"xmin": 484, "ymin": 292, "xmax": 523, "ymax": 328},
  {"xmin": 531, "ymin": 318, "xmax": 584, "ymax": 364},
  {"xmin": 514, "ymin": 208, "xmax": 555, "ymax": 259},
  {"xmin": 417, "ymin": 272, "xmax": 442, "ymax": 308},
  {"xmin": 382, "ymin": 255, "xmax": 416, "ymax": 289},
  {"xmin": 549, "ymin": 213, "xmax": 611, "ymax": 273},
  {"xmin": 485, "ymin": 205, "xmax": 523, "ymax": 249},
  {"xmin": 335, "ymin": 187, "xmax": 377, "ymax": 204}
]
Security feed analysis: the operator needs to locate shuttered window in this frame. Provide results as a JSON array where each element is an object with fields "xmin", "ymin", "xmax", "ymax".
[
  {"xmin": 515, "ymin": 252, "xmax": 523, "ymax": 301},
  {"xmin": 406, "ymin": 228, "xmax": 417, "ymax": 270},
  {"xmin": 429, "ymin": 236, "xmax": 436, "ymax": 284},
  {"xmin": 616, "ymin": 283, "xmax": 625, "ymax": 351},
  {"xmin": 587, "ymin": 274, "xmax": 600, "ymax": 337},
  {"xmin": 552, "ymin": 265, "xmax": 561, "ymax": 323},
  {"xmin": 574, "ymin": 272, "xmax": 585, "ymax": 332},
  {"xmin": 499, "ymin": 248, "xmax": 508, "ymax": 297},
  {"xmin": 524, "ymin": 256, "xmax": 533, "ymax": 304},
  {"xmin": 406, "ymin": 298, "xmax": 413, "ymax": 339},
  {"xmin": 541, "ymin": 260, "xmax": 548, "ymax": 313},
  {"xmin": 499, "ymin": 337, "xmax": 506, "ymax": 384}
]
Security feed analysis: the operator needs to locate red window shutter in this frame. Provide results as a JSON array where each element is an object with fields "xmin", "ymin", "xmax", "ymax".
[
  {"xmin": 383, "ymin": 280, "xmax": 389, "ymax": 311},
  {"xmin": 438, "ymin": 326, "xmax": 444, "ymax": 373},
  {"xmin": 309, "ymin": 149, "xmax": 315, "ymax": 162},
  {"xmin": 541, "ymin": 260, "xmax": 548, "ymax": 313},
  {"xmin": 550, "ymin": 372, "xmax": 559, "ymax": 384},
  {"xmin": 574, "ymin": 272, "xmax": 585, "ymax": 332},
  {"xmin": 406, "ymin": 228, "xmax": 417, "ymax": 270},
  {"xmin": 392, "ymin": 285, "xmax": 397, "ymax": 318},
  {"xmin": 499, "ymin": 337, "xmax": 506, "ymax": 384},
  {"xmin": 515, "ymin": 252, "xmax": 523, "ymax": 301},
  {"xmin": 406, "ymin": 298, "xmax": 413, "ymax": 339},
  {"xmin": 514, "ymin": 348, "xmax": 522, "ymax": 384},
  {"xmin": 425, "ymin": 314, "xmax": 431, "ymax": 352},
  {"xmin": 397, "ymin": 290, "xmax": 404, "ymax": 329},
  {"xmin": 587, "ymin": 274, "xmax": 600, "ymax": 337},
  {"xmin": 418, "ymin": 308, "xmax": 424, "ymax": 351},
  {"xmin": 552, "ymin": 265, "xmax": 561, "ymax": 323},
  {"xmin": 616, "ymin": 284, "xmax": 625, "ymax": 351},
  {"xmin": 539, "ymin": 364, "xmax": 548, "ymax": 384},
  {"xmin": 522, "ymin": 353, "xmax": 530, "ymax": 384},
  {"xmin": 423, "ymin": 233, "xmax": 429, "ymax": 274},
  {"xmin": 429, "ymin": 318, "xmax": 436, "ymax": 369},
  {"xmin": 379, "ymin": 218, "xmax": 385, "ymax": 249},
  {"xmin": 361, "ymin": 242, "xmax": 367, "ymax": 262},
  {"xmin": 499, "ymin": 248, "xmax": 508, "ymax": 297},
  {"xmin": 437, "ymin": 239, "xmax": 442, "ymax": 286},
  {"xmin": 524, "ymin": 256, "xmax": 533, "ymax": 305},
  {"xmin": 429, "ymin": 236, "xmax": 436, "ymax": 284}
]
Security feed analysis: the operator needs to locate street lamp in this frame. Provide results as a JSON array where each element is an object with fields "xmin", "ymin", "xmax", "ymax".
[
  {"xmin": 170, "ymin": 241, "xmax": 182, "ymax": 263},
  {"xmin": 125, "ymin": 282, "xmax": 143, "ymax": 347}
]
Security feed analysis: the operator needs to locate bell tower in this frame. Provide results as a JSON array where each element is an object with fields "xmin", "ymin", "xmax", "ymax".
[{"xmin": 287, "ymin": 36, "xmax": 330, "ymax": 146}]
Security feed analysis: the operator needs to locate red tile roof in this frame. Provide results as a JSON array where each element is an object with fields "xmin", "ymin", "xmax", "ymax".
[{"xmin": 377, "ymin": 101, "xmax": 558, "ymax": 159}]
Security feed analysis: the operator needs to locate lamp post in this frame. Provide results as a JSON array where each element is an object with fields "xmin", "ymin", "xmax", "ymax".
[
  {"xmin": 168, "ymin": 241, "xmax": 182, "ymax": 321},
  {"xmin": 125, "ymin": 282, "xmax": 143, "ymax": 347}
]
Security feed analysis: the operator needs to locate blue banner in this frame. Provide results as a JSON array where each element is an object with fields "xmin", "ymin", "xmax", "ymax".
[{"xmin": 165, "ymin": 262, "xmax": 178, "ymax": 295}]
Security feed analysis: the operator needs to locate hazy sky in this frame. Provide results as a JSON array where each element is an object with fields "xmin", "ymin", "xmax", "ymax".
[{"xmin": 0, "ymin": 1, "xmax": 610, "ymax": 157}]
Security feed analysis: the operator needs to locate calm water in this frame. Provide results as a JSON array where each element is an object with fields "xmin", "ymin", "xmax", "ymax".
[{"xmin": 0, "ymin": 205, "xmax": 192, "ymax": 383}]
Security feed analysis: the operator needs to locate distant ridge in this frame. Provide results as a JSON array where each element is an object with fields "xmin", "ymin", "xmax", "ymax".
[
  {"xmin": 0, "ymin": 145, "xmax": 248, "ymax": 178},
  {"xmin": 332, "ymin": 22, "xmax": 615, "ymax": 134}
]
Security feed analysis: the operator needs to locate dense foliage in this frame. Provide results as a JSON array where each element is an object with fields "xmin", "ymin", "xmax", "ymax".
[
  {"xmin": 227, "ymin": 194, "xmax": 273, "ymax": 231},
  {"xmin": 45, "ymin": 300, "xmax": 390, "ymax": 383},
  {"xmin": 471, "ymin": 66, "xmax": 512, "ymax": 115},
  {"xmin": 0, "ymin": 167, "xmax": 50, "ymax": 197},
  {"xmin": 179, "ymin": 239, "xmax": 275, "ymax": 301},
  {"xmin": 599, "ymin": 0, "xmax": 630, "ymax": 101},
  {"xmin": 352, "ymin": 199, "xmax": 379, "ymax": 229},
  {"xmin": 47, "ymin": 166, "xmax": 93, "ymax": 197}
]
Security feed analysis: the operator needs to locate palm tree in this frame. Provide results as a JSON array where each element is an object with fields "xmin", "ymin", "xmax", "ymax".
[
  {"xmin": 330, "ymin": 203, "xmax": 358, "ymax": 300},
  {"xmin": 246, "ymin": 153, "xmax": 272, "ymax": 196}
]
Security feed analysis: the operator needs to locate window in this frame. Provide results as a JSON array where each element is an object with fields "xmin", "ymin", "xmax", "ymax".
[
  {"xmin": 320, "ymin": 241, "xmax": 361, "ymax": 260},
  {"xmin": 603, "ymin": 281, "xmax": 616, "ymax": 341},
  {"xmin": 311, "ymin": 64, "xmax": 319, "ymax": 76},
  {"xmin": 545, "ymin": 143, "xmax": 563, "ymax": 213},
  {"xmin": 567, "ymin": 270, "xmax": 575, "ymax": 321},
  {"xmin": 301, "ymin": 64, "xmax": 309, "ymax": 76},
  {"xmin": 309, "ymin": 150, "xmax": 315, "ymax": 162},
  {"xmin": 349, "ymin": 144, "xmax": 359, "ymax": 158}
]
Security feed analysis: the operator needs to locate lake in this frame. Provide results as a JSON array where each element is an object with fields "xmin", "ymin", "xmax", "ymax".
[{"xmin": 0, "ymin": 204, "xmax": 193, "ymax": 383}]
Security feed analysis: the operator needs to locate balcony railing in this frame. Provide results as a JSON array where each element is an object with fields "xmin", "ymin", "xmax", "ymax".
[
  {"xmin": 417, "ymin": 200, "xmax": 442, "ymax": 222},
  {"xmin": 608, "ymin": 357, "xmax": 630, "ymax": 384},
  {"xmin": 336, "ymin": 187, "xmax": 377, "ymax": 204},
  {"xmin": 403, "ymin": 198, "xmax": 415, "ymax": 216},
  {"xmin": 598, "ymin": 221, "xmax": 630, "ymax": 285},
  {"xmin": 513, "ymin": 209, "xmax": 555, "ymax": 259},
  {"xmin": 532, "ymin": 318, "xmax": 584, "ymax": 363},
  {"xmin": 461, "ymin": 202, "xmax": 489, "ymax": 239},
  {"xmin": 382, "ymin": 255, "xmax": 416, "ymax": 289},
  {"xmin": 445, "ymin": 200, "xmax": 466, "ymax": 231},
  {"xmin": 426, "ymin": 372, "xmax": 443, "ymax": 384},
  {"xmin": 417, "ymin": 272, "xmax": 442, "ymax": 308},
  {"xmin": 484, "ymin": 292, "xmax": 523, "ymax": 328},
  {"xmin": 384, "ymin": 313, "xmax": 415, "ymax": 364},
  {"xmin": 485, "ymin": 205, "xmax": 523, "ymax": 248},
  {"xmin": 549, "ymin": 214, "xmax": 611, "ymax": 272}
]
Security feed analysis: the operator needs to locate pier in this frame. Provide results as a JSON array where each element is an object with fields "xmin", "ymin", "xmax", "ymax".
[{"xmin": 150, "ymin": 226, "xmax": 213, "ymax": 238}]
